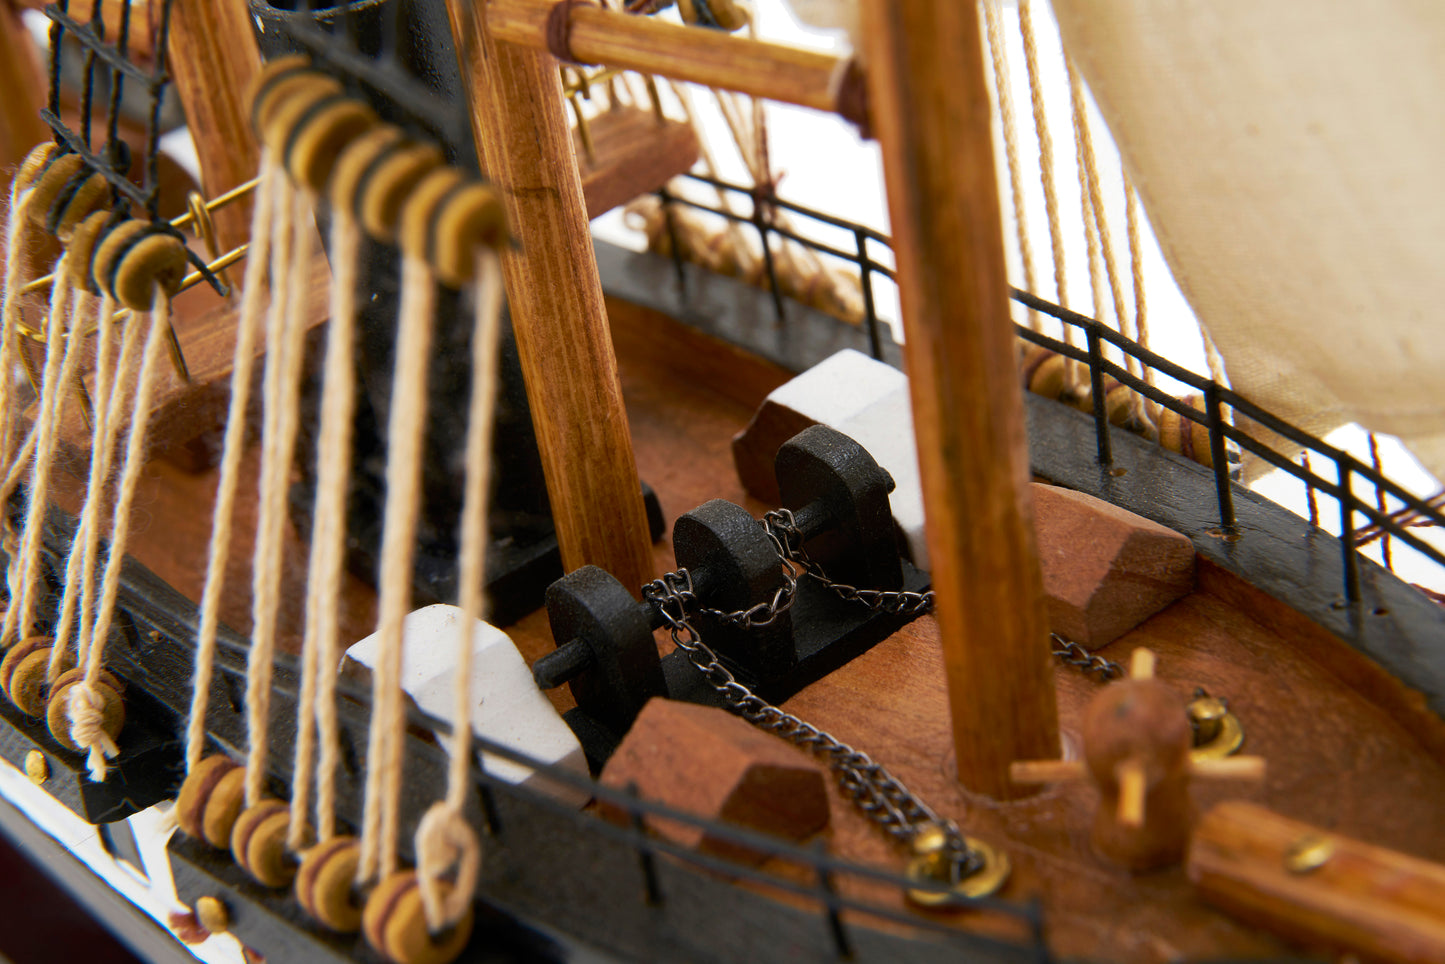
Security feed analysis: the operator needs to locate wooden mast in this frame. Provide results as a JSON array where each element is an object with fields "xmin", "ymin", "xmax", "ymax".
[
  {"xmin": 860, "ymin": 0, "xmax": 1060, "ymax": 798},
  {"xmin": 165, "ymin": 0, "xmax": 261, "ymax": 250},
  {"xmin": 443, "ymin": 0, "xmax": 654, "ymax": 595}
]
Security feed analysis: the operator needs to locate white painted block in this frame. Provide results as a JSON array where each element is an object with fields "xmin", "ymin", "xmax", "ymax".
[
  {"xmin": 766, "ymin": 349, "xmax": 928, "ymax": 569},
  {"xmin": 345, "ymin": 605, "xmax": 590, "ymax": 808}
]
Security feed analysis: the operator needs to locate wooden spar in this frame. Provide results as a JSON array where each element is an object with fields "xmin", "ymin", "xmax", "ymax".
[
  {"xmin": 165, "ymin": 0, "xmax": 260, "ymax": 250},
  {"xmin": 485, "ymin": 0, "xmax": 846, "ymax": 116},
  {"xmin": 0, "ymin": 3, "xmax": 47, "ymax": 172},
  {"xmin": 860, "ymin": 0, "xmax": 1060, "ymax": 797},
  {"xmin": 443, "ymin": 0, "xmax": 654, "ymax": 596},
  {"xmin": 1190, "ymin": 802, "xmax": 1445, "ymax": 964}
]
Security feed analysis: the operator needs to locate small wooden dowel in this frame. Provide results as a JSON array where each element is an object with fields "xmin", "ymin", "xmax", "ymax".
[
  {"xmin": 1130, "ymin": 647, "xmax": 1156, "ymax": 680},
  {"xmin": 1009, "ymin": 759, "xmax": 1086, "ymax": 784},
  {"xmin": 485, "ymin": 0, "xmax": 846, "ymax": 116},
  {"xmin": 1188, "ymin": 755, "xmax": 1266, "ymax": 781},
  {"xmin": 1116, "ymin": 758, "xmax": 1146, "ymax": 827}
]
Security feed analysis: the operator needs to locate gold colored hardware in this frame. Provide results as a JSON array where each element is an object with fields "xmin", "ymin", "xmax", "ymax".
[
  {"xmin": 24, "ymin": 750, "xmax": 48, "ymax": 785},
  {"xmin": 905, "ymin": 826, "xmax": 1011, "ymax": 905},
  {"xmin": 1188, "ymin": 691, "xmax": 1245, "ymax": 761},
  {"xmin": 195, "ymin": 895, "xmax": 230, "ymax": 934},
  {"xmin": 1283, "ymin": 833, "xmax": 1335, "ymax": 875},
  {"xmin": 186, "ymin": 190, "xmax": 230, "ymax": 292}
]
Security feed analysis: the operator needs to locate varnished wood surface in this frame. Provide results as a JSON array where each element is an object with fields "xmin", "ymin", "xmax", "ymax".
[
  {"xmin": 0, "ymin": 3, "xmax": 47, "ymax": 172},
  {"xmin": 165, "ymin": 0, "xmax": 261, "ymax": 250},
  {"xmin": 49, "ymin": 280, "xmax": 1445, "ymax": 962},
  {"xmin": 447, "ymin": 1, "xmax": 655, "ymax": 596},
  {"xmin": 575, "ymin": 107, "xmax": 699, "ymax": 221},
  {"xmin": 486, "ymin": 0, "xmax": 845, "ymax": 116},
  {"xmin": 859, "ymin": 0, "xmax": 1059, "ymax": 797}
]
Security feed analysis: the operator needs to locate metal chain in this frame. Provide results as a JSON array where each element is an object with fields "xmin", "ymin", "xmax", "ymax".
[
  {"xmin": 1050, "ymin": 636, "xmax": 1124, "ymax": 682},
  {"xmin": 763, "ymin": 509, "xmax": 936, "ymax": 616},
  {"xmin": 641, "ymin": 570, "xmax": 985, "ymax": 881}
]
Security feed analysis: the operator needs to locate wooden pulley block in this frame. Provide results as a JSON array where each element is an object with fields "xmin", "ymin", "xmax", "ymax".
[
  {"xmin": 45, "ymin": 666, "xmax": 125, "ymax": 754},
  {"xmin": 355, "ymin": 138, "xmax": 445, "ymax": 245},
  {"xmin": 91, "ymin": 218, "xmax": 189, "ymax": 311},
  {"xmin": 362, "ymin": 870, "xmax": 473, "ymax": 964},
  {"xmin": 175, "ymin": 754, "xmax": 247, "ymax": 848},
  {"xmin": 22, "ymin": 151, "xmax": 86, "ymax": 231},
  {"xmin": 283, "ymin": 94, "xmax": 378, "ymax": 195},
  {"xmin": 257, "ymin": 72, "xmax": 345, "ymax": 167},
  {"xmin": 677, "ymin": 0, "xmax": 749, "ymax": 31},
  {"xmin": 399, "ymin": 166, "xmax": 508, "ymax": 288},
  {"xmin": 65, "ymin": 209, "xmax": 112, "ymax": 293},
  {"xmin": 247, "ymin": 53, "xmax": 322, "ymax": 135},
  {"xmin": 12, "ymin": 142, "xmax": 57, "ymax": 198},
  {"xmin": 1019, "ymin": 346, "xmax": 1091, "ymax": 413},
  {"xmin": 329, "ymin": 123, "xmax": 406, "ymax": 219},
  {"xmin": 295, "ymin": 834, "xmax": 364, "ymax": 933},
  {"xmin": 45, "ymin": 167, "xmax": 110, "ymax": 242},
  {"xmin": 1156, "ymin": 395, "xmax": 1215, "ymax": 469},
  {"xmin": 0, "ymin": 635, "xmax": 69, "ymax": 716},
  {"xmin": 231, "ymin": 798, "xmax": 307, "ymax": 888}
]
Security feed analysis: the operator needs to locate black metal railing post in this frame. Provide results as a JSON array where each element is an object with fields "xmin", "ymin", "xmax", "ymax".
[
  {"xmin": 813, "ymin": 842, "xmax": 852, "ymax": 959},
  {"xmin": 626, "ymin": 783, "xmax": 663, "ymax": 907},
  {"xmin": 752, "ymin": 193, "xmax": 787, "ymax": 322},
  {"xmin": 1338, "ymin": 457, "xmax": 1361, "ymax": 604},
  {"xmin": 1205, "ymin": 382, "xmax": 1236, "ymax": 533},
  {"xmin": 1085, "ymin": 323, "xmax": 1112, "ymax": 466},
  {"xmin": 855, "ymin": 228, "xmax": 883, "ymax": 360},
  {"xmin": 656, "ymin": 188, "xmax": 687, "ymax": 290}
]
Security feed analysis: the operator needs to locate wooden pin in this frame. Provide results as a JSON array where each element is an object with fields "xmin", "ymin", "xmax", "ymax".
[
  {"xmin": 110, "ymin": 228, "xmax": 190, "ymax": 312},
  {"xmin": 66, "ymin": 209, "xmax": 112, "ymax": 293},
  {"xmin": 362, "ymin": 870, "xmax": 473, "ymax": 964},
  {"xmin": 329, "ymin": 124, "xmax": 407, "ymax": 219},
  {"xmin": 357, "ymin": 142, "xmax": 445, "ymax": 245},
  {"xmin": 258, "ymin": 73, "xmax": 345, "ymax": 161},
  {"xmin": 284, "ymin": 96, "xmax": 378, "ymax": 195},
  {"xmin": 22, "ymin": 152, "xmax": 86, "ymax": 231},
  {"xmin": 296, "ymin": 835, "xmax": 364, "ymax": 933},
  {"xmin": 45, "ymin": 667, "xmax": 125, "ymax": 755},
  {"xmin": 194, "ymin": 895, "xmax": 229, "ymax": 935}
]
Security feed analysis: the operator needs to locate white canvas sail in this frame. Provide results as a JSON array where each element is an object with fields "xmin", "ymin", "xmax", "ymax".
[{"xmin": 1050, "ymin": 0, "xmax": 1445, "ymax": 485}]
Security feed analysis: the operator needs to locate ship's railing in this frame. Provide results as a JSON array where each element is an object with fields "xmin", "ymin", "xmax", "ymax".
[{"xmin": 654, "ymin": 172, "xmax": 1445, "ymax": 605}]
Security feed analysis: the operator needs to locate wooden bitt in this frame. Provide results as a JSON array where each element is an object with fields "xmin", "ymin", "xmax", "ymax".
[
  {"xmin": 486, "ymin": 0, "xmax": 848, "ymax": 117},
  {"xmin": 296, "ymin": 835, "xmax": 364, "ymax": 933},
  {"xmin": 175, "ymin": 754, "xmax": 248, "ymax": 849},
  {"xmin": 860, "ymin": 0, "xmax": 1060, "ymax": 798},
  {"xmin": 362, "ymin": 870, "xmax": 473, "ymax": 964},
  {"xmin": 165, "ymin": 0, "xmax": 262, "ymax": 249},
  {"xmin": 1189, "ymin": 801, "xmax": 1445, "ymax": 964},
  {"xmin": 444, "ymin": 1, "xmax": 654, "ymax": 595},
  {"xmin": 575, "ymin": 107, "xmax": 700, "ymax": 220}
]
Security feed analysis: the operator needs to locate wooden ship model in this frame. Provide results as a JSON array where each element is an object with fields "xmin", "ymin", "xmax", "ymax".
[{"xmin": 0, "ymin": 1, "xmax": 1442, "ymax": 963}]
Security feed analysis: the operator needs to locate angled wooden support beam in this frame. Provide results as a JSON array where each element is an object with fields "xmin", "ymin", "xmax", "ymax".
[
  {"xmin": 861, "ymin": 0, "xmax": 1060, "ymax": 798},
  {"xmin": 484, "ymin": 0, "xmax": 855, "ymax": 119},
  {"xmin": 445, "ymin": 0, "xmax": 654, "ymax": 596},
  {"xmin": 165, "ymin": 0, "xmax": 260, "ymax": 249}
]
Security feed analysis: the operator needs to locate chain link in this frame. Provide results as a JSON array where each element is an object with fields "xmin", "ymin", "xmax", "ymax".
[
  {"xmin": 1049, "ymin": 636, "xmax": 1124, "ymax": 682},
  {"xmin": 642, "ymin": 570, "xmax": 984, "ymax": 880}
]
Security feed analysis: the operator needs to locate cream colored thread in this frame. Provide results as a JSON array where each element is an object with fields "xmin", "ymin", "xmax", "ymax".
[
  {"xmin": 0, "ymin": 427, "xmax": 38, "ymax": 511},
  {"xmin": 4, "ymin": 265, "xmax": 76, "ymax": 648},
  {"xmin": 185, "ymin": 153, "xmax": 280, "ymax": 773},
  {"xmin": 416, "ymin": 251, "xmax": 501, "ymax": 930},
  {"xmin": 358, "ymin": 254, "xmax": 436, "ymax": 886},
  {"xmin": 295, "ymin": 210, "xmax": 361, "ymax": 846},
  {"xmin": 984, "ymin": 0, "xmax": 1038, "ymax": 327},
  {"xmin": 0, "ymin": 182, "xmax": 37, "ymax": 482},
  {"xmin": 74, "ymin": 310, "xmax": 145, "ymax": 674},
  {"xmin": 71, "ymin": 289, "xmax": 173, "ymax": 780},
  {"xmin": 244, "ymin": 181, "xmax": 312, "ymax": 809},
  {"xmin": 1019, "ymin": 0, "xmax": 1067, "ymax": 311},
  {"xmin": 51, "ymin": 296, "xmax": 119, "ymax": 681},
  {"xmin": 1066, "ymin": 59, "xmax": 1103, "ymax": 393},
  {"xmin": 1123, "ymin": 179, "xmax": 1155, "ymax": 433}
]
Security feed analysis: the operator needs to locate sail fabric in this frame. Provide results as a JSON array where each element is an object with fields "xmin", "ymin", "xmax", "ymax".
[{"xmin": 1050, "ymin": 0, "xmax": 1445, "ymax": 485}]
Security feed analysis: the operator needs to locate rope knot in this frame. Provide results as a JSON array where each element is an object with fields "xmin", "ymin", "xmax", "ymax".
[
  {"xmin": 414, "ymin": 803, "xmax": 481, "ymax": 932},
  {"xmin": 67, "ymin": 679, "xmax": 120, "ymax": 781},
  {"xmin": 545, "ymin": 0, "xmax": 599, "ymax": 65}
]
